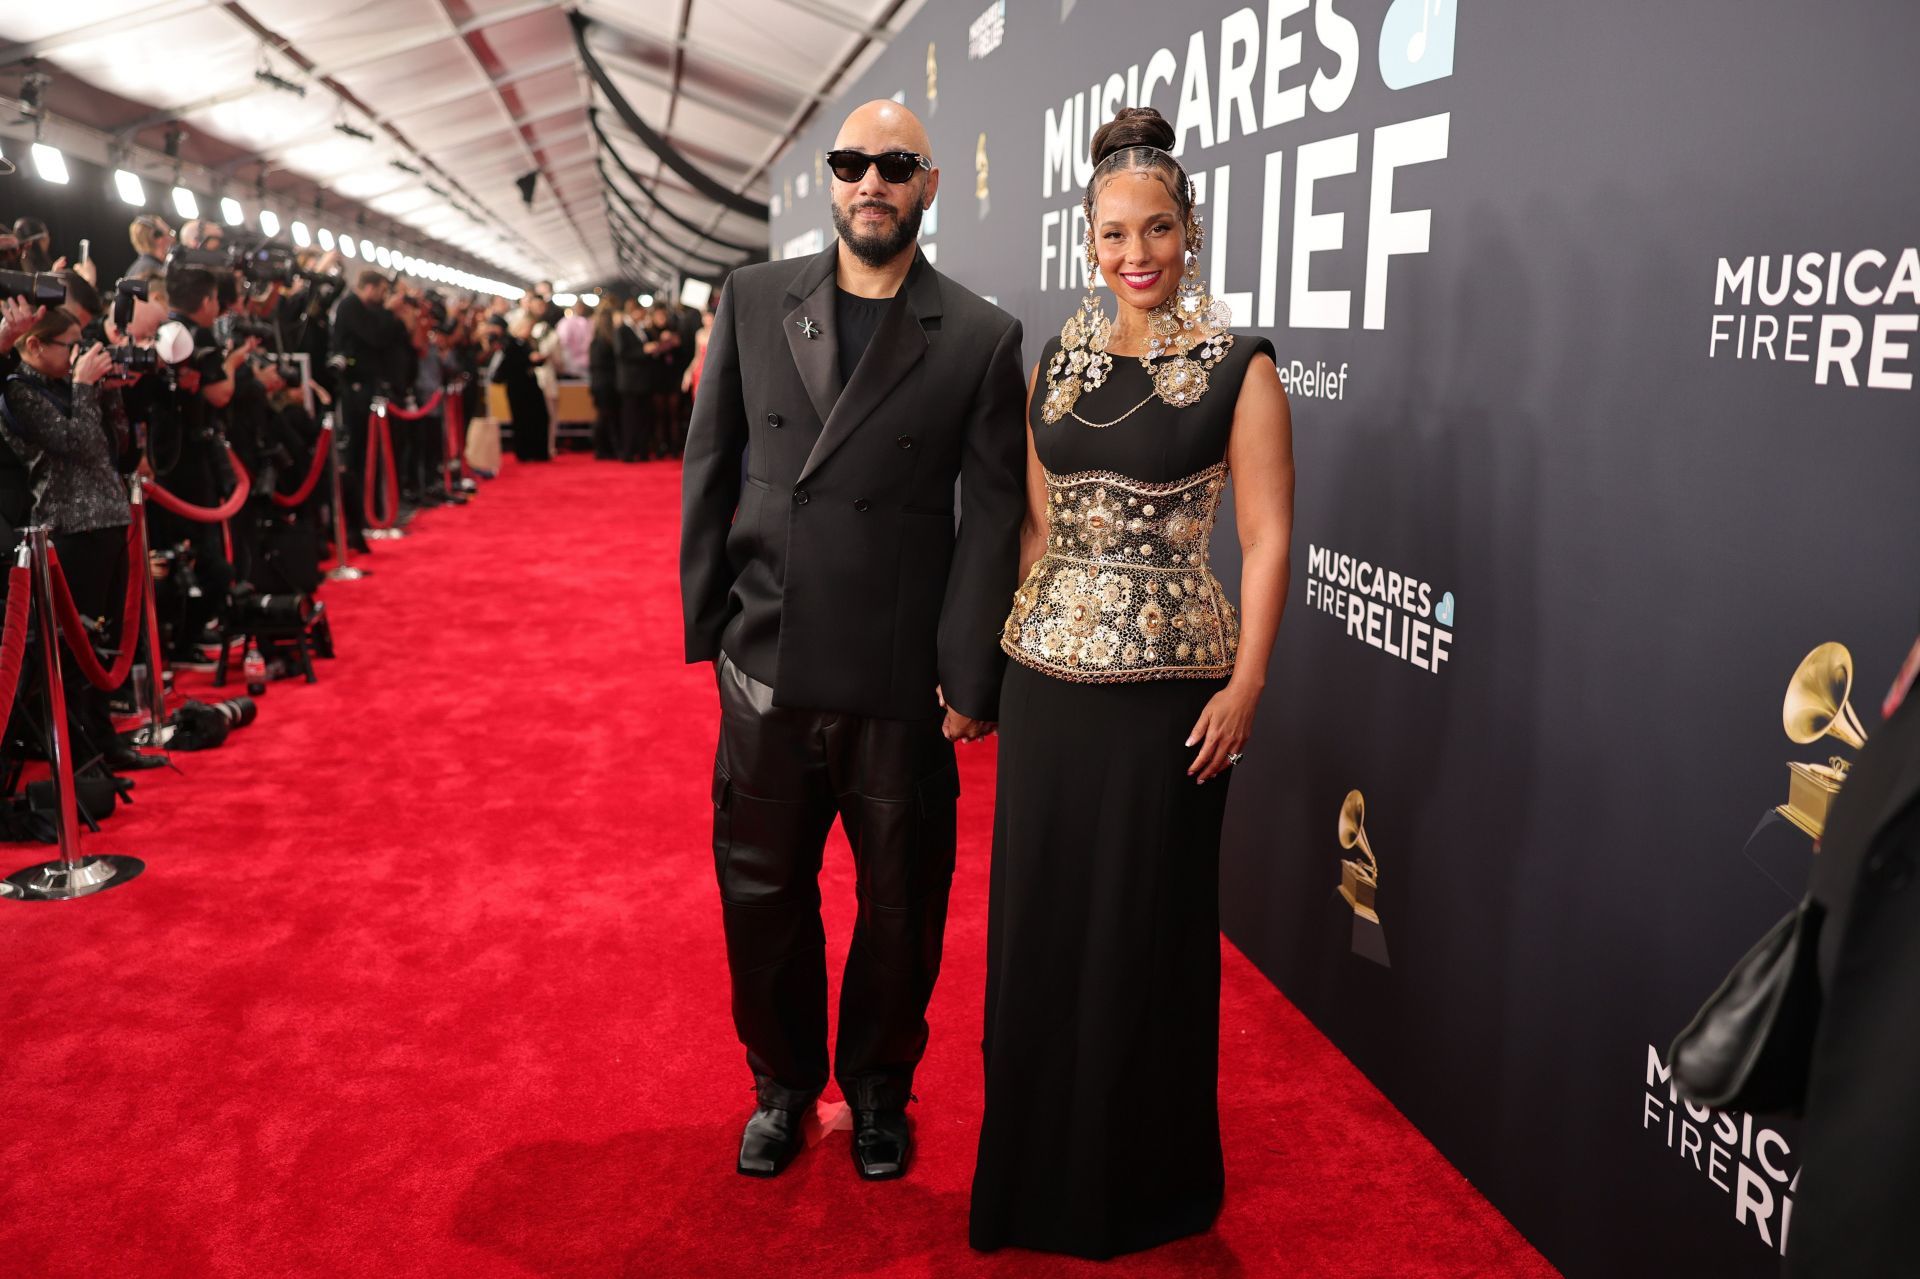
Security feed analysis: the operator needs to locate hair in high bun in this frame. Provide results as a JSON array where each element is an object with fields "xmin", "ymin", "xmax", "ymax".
[
  {"xmin": 1089, "ymin": 106, "xmax": 1176, "ymax": 166},
  {"xmin": 1085, "ymin": 107, "xmax": 1190, "ymax": 222}
]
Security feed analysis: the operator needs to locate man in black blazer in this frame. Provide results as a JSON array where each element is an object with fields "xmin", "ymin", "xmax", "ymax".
[
  {"xmin": 681, "ymin": 100, "xmax": 1026, "ymax": 1182},
  {"xmin": 1787, "ymin": 633, "xmax": 1920, "ymax": 1276}
]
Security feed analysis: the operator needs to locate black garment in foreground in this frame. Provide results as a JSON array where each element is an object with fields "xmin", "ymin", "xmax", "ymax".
[
  {"xmin": 1788, "ymin": 685, "xmax": 1920, "ymax": 1278},
  {"xmin": 969, "ymin": 333, "xmax": 1275, "ymax": 1260},
  {"xmin": 710, "ymin": 653, "xmax": 957, "ymax": 1111}
]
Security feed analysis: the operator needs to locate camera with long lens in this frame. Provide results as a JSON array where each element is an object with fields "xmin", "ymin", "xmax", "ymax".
[
  {"xmin": 248, "ymin": 354, "xmax": 304, "ymax": 388},
  {"xmin": 228, "ymin": 581, "xmax": 315, "ymax": 633},
  {"xmin": 168, "ymin": 241, "xmax": 296, "ymax": 289},
  {"xmin": 216, "ymin": 316, "xmax": 279, "ymax": 345},
  {"xmin": 0, "ymin": 269, "xmax": 67, "ymax": 304},
  {"xmin": 111, "ymin": 276, "xmax": 148, "ymax": 330},
  {"xmin": 208, "ymin": 696, "xmax": 257, "ymax": 729},
  {"xmin": 108, "ymin": 345, "xmax": 158, "ymax": 374}
]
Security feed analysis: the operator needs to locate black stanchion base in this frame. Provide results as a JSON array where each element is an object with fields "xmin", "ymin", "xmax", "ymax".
[{"xmin": 3, "ymin": 854, "xmax": 145, "ymax": 901}]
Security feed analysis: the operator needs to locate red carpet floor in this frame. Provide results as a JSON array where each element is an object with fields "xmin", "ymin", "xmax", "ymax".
[{"xmin": 0, "ymin": 456, "xmax": 1556, "ymax": 1278}]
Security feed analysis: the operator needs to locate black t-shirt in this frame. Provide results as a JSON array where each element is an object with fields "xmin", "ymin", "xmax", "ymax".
[{"xmin": 834, "ymin": 287, "xmax": 891, "ymax": 386}]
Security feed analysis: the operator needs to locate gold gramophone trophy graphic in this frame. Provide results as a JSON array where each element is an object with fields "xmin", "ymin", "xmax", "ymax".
[
  {"xmin": 1336, "ymin": 790, "xmax": 1389, "ymax": 966},
  {"xmin": 926, "ymin": 42, "xmax": 938, "ymax": 113},
  {"xmin": 975, "ymin": 132, "xmax": 990, "ymax": 218},
  {"xmin": 1776, "ymin": 641, "xmax": 1869, "ymax": 841}
]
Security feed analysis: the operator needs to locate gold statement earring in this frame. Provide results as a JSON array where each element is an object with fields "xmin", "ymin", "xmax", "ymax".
[
  {"xmin": 1141, "ymin": 208, "xmax": 1234, "ymax": 409},
  {"xmin": 1042, "ymin": 220, "xmax": 1114, "ymax": 423}
]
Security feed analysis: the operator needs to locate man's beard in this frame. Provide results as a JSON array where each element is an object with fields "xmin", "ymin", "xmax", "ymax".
[{"xmin": 831, "ymin": 197, "xmax": 925, "ymax": 267}]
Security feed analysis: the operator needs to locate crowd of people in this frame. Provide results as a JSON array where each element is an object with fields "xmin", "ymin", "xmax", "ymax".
[{"xmin": 0, "ymin": 198, "xmax": 682, "ymax": 836}]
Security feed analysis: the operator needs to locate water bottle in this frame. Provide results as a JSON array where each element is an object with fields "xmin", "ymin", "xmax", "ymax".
[{"xmin": 243, "ymin": 643, "xmax": 267, "ymax": 696}]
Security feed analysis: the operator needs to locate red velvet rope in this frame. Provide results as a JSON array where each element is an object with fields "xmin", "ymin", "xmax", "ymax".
[
  {"xmin": 147, "ymin": 445, "xmax": 253, "ymax": 523},
  {"xmin": 46, "ymin": 526, "xmax": 146, "ymax": 692},
  {"xmin": 271, "ymin": 425, "xmax": 333, "ymax": 509},
  {"xmin": 0, "ymin": 562, "xmax": 33, "ymax": 722},
  {"xmin": 364, "ymin": 408, "xmax": 399, "ymax": 531},
  {"xmin": 383, "ymin": 388, "xmax": 444, "ymax": 420}
]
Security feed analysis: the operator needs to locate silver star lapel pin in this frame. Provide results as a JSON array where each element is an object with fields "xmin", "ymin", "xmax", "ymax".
[{"xmin": 798, "ymin": 317, "xmax": 820, "ymax": 339}]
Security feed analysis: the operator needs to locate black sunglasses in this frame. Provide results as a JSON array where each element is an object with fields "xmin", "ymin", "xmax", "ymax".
[{"xmin": 825, "ymin": 149, "xmax": 931, "ymax": 185}]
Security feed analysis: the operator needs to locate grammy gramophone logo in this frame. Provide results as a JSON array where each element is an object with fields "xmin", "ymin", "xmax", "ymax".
[
  {"xmin": 1775, "ymin": 641, "xmax": 1869, "ymax": 841},
  {"xmin": 1337, "ymin": 790, "xmax": 1389, "ymax": 966},
  {"xmin": 926, "ymin": 42, "xmax": 938, "ymax": 112},
  {"xmin": 975, "ymin": 132, "xmax": 990, "ymax": 216}
]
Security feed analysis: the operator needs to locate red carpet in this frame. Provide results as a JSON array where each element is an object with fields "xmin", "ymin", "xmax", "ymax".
[{"xmin": 0, "ymin": 456, "xmax": 1556, "ymax": 1278}]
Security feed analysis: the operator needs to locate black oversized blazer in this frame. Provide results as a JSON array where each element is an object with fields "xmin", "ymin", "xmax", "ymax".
[
  {"xmin": 1787, "ymin": 681, "xmax": 1920, "ymax": 1277},
  {"xmin": 679, "ymin": 245, "xmax": 1027, "ymax": 722}
]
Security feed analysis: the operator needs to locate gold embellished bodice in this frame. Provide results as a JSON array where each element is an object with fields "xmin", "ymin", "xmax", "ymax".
[{"xmin": 1001, "ymin": 463, "xmax": 1239, "ymax": 682}]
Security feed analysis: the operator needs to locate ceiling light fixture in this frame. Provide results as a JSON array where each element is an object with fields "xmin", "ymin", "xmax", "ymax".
[
  {"xmin": 30, "ymin": 143, "xmax": 69, "ymax": 185},
  {"xmin": 114, "ymin": 169, "xmax": 146, "ymax": 206}
]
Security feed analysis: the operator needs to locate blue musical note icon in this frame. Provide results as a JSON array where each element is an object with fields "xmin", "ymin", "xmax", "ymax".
[{"xmin": 1379, "ymin": 0, "xmax": 1458, "ymax": 90}]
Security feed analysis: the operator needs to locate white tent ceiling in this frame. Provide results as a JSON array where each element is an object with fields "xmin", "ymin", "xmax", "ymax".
[{"xmin": 0, "ymin": 0, "xmax": 925, "ymax": 289}]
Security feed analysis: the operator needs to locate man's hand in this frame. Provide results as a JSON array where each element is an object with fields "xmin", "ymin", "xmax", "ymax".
[
  {"xmin": 935, "ymin": 686, "xmax": 996, "ymax": 742},
  {"xmin": 942, "ymin": 708, "xmax": 996, "ymax": 742}
]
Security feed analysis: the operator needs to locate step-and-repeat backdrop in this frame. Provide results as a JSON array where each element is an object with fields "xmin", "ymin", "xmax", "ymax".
[{"xmin": 764, "ymin": 3, "xmax": 1919, "ymax": 1273}]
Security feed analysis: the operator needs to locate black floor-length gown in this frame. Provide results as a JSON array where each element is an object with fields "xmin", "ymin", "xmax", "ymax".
[{"xmin": 969, "ymin": 331, "xmax": 1274, "ymax": 1260}]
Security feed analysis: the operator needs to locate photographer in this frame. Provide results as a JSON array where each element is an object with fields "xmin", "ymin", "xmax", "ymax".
[
  {"xmin": 125, "ymin": 214, "xmax": 173, "ymax": 283},
  {"xmin": 149, "ymin": 266, "xmax": 253, "ymax": 659},
  {"xmin": 0, "ymin": 307, "xmax": 152, "ymax": 772},
  {"xmin": 329, "ymin": 269, "xmax": 406, "ymax": 550}
]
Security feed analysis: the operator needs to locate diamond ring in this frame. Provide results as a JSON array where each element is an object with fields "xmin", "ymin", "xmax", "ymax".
[{"xmin": 1227, "ymin": 751, "xmax": 1243, "ymax": 765}]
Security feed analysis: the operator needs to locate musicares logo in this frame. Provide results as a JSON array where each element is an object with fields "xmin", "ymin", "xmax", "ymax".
[
  {"xmin": 1642, "ymin": 1045, "xmax": 1797, "ymax": 1255},
  {"xmin": 1708, "ymin": 248, "xmax": 1920, "ymax": 391},
  {"xmin": 1304, "ymin": 544, "xmax": 1453, "ymax": 674}
]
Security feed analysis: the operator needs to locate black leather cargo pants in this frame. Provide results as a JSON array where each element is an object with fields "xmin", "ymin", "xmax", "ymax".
[{"xmin": 711, "ymin": 653, "xmax": 960, "ymax": 1112}]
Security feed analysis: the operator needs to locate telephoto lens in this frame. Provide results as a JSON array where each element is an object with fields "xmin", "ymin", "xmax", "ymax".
[{"xmin": 208, "ymin": 697, "xmax": 257, "ymax": 729}]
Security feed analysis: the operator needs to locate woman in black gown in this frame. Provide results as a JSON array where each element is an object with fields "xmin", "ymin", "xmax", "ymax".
[
  {"xmin": 970, "ymin": 107, "xmax": 1294, "ymax": 1260},
  {"xmin": 488, "ymin": 318, "xmax": 550, "ymax": 462}
]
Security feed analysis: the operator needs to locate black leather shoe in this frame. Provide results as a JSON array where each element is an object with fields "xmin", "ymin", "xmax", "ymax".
[
  {"xmin": 851, "ymin": 1108, "xmax": 912, "ymax": 1180},
  {"xmin": 737, "ymin": 1103, "xmax": 806, "ymax": 1177}
]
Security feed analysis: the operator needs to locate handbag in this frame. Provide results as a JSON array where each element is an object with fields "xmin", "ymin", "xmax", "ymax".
[{"xmin": 1667, "ymin": 896, "xmax": 1825, "ymax": 1115}]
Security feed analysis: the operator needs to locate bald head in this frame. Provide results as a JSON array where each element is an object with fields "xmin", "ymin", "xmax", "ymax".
[
  {"xmin": 834, "ymin": 99, "xmax": 932, "ymax": 160},
  {"xmin": 826, "ymin": 100, "xmax": 940, "ymax": 273}
]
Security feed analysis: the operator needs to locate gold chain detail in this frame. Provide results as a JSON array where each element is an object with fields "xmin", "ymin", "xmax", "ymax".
[{"xmin": 1067, "ymin": 390, "xmax": 1158, "ymax": 429}]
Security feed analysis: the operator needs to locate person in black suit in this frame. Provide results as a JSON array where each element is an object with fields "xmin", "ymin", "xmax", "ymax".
[
  {"xmin": 1787, "ymin": 631, "xmax": 1920, "ymax": 1277},
  {"xmin": 680, "ymin": 99, "xmax": 1026, "ymax": 1183},
  {"xmin": 587, "ymin": 302, "xmax": 621, "ymax": 460}
]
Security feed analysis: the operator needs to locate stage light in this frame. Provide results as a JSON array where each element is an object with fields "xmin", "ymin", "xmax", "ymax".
[
  {"xmin": 172, "ymin": 187, "xmax": 199, "ymax": 220},
  {"xmin": 221, "ymin": 197, "xmax": 244, "ymax": 226},
  {"xmin": 639, "ymin": 293, "xmax": 653, "ymax": 307},
  {"xmin": 359, "ymin": 238, "xmax": 374, "ymax": 259},
  {"xmin": 375, "ymin": 246, "xmax": 392, "ymax": 267},
  {"xmin": 581, "ymin": 292, "xmax": 600, "ymax": 307},
  {"xmin": 114, "ymin": 169, "xmax": 146, "ymax": 206},
  {"xmin": 552, "ymin": 292, "xmax": 577, "ymax": 306},
  {"xmin": 31, "ymin": 143, "xmax": 69, "ymax": 185},
  {"xmin": 291, "ymin": 221, "xmax": 310, "ymax": 247},
  {"xmin": 259, "ymin": 210, "xmax": 280, "ymax": 237},
  {"xmin": 317, "ymin": 227, "xmax": 335, "ymax": 250},
  {"xmin": 340, "ymin": 236, "xmax": 357, "ymax": 258}
]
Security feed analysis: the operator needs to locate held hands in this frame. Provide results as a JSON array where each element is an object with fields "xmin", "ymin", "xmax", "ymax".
[
  {"xmin": 1186, "ymin": 679, "xmax": 1260, "ymax": 783},
  {"xmin": 937, "ymin": 685, "xmax": 997, "ymax": 743}
]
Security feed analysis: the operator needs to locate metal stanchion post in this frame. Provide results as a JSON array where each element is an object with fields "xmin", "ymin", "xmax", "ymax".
[
  {"xmin": 442, "ymin": 379, "xmax": 459, "ymax": 502},
  {"xmin": 130, "ymin": 479, "xmax": 170, "ymax": 750},
  {"xmin": 364, "ymin": 398, "xmax": 405, "ymax": 542},
  {"xmin": 3, "ymin": 528, "xmax": 145, "ymax": 902},
  {"xmin": 323, "ymin": 406, "xmax": 366, "ymax": 582}
]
